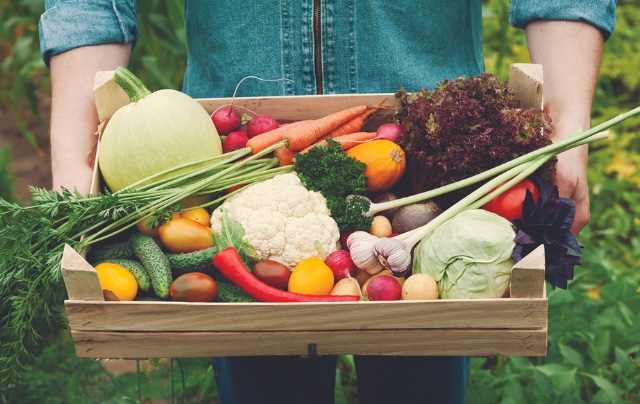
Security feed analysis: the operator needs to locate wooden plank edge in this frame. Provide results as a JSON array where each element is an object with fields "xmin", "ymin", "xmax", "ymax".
[
  {"xmin": 71, "ymin": 329, "xmax": 547, "ymax": 359},
  {"xmin": 510, "ymin": 245, "xmax": 546, "ymax": 298},
  {"xmin": 64, "ymin": 297, "xmax": 547, "ymax": 332},
  {"xmin": 61, "ymin": 244, "xmax": 105, "ymax": 301}
]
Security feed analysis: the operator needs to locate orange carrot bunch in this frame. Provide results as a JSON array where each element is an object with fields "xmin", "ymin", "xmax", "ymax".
[{"xmin": 248, "ymin": 104, "xmax": 381, "ymax": 166}]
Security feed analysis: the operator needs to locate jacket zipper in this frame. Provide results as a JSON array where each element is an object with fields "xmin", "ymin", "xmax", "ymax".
[{"xmin": 313, "ymin": 0, "xmax": 323, "ymax": 94}]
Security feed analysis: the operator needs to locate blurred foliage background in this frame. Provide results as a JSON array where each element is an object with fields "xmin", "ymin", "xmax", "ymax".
[{"xmin": 1, "ymin": 0, "xmax": 638, "ymax": 402}]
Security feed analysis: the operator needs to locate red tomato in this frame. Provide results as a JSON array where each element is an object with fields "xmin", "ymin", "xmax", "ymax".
[
  {"xmin": 252, "ymin": 260, "xmax": 291, "ymax": 290},
  {"xmin": 482, "ymin": 178, "xmax": 539, "ymax": 221},
  {"xmin": 158, "ymin": 218, "xmax": 215, "ymax": 253},
  {"xmin": 170, "ymin": 272, "xmax": 217, "ymax": 302}
]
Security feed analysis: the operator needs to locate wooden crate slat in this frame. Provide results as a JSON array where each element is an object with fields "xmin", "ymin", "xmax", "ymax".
[
  {"xmin": 71, "ymin": 328, "xmax": 547, "ymax": 358},
  {"xmin": 197, "ymin": 93, "xmax": 397, "ymax": 121},
  {"xmin": 64, "ymin": 298, "xmax": 547, "ymax": 332}
]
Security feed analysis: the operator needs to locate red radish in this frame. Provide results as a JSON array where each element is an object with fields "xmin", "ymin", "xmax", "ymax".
[
  {"xmin": 375, "ymin": 123, "xmax": 403, "ymax": 143},
  {"xmin": 247, "ymin": 115, "xmax": 280, "ymax": 138},
  {"xmin": 211, "ymin": 106, "xmax": 240, "ymax": 136},
  {"xmin": 324, "ymin": 250, "xmax": 357, "ymax": 281},
  {"xmin": 223, "ymin": 131, "xmax": 249, "ymax": 153},
  {"xmin": 340, "ymin": 231, "xmax": 354, "ymax": 250},
  {"xmin": 366, "ymin": 275, "xmax": 402, "ymax": 301},
  {"xmin": 237, "ymin": 125, "xmax": 249, "ymax": 135}
]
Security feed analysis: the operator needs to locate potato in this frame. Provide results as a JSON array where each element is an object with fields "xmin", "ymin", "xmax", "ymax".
[
  {"xmin": 368, "ymin": 215, "xmax": 393, "ymax": 237},
  {"xmin": 353, "ymin": 267, "xmax": 373, "ymax": 286},
  {"xmin": 330, "ymin": 277, "xmax": 362, "ymax": 297},
  {"xmin": 401, "ymin": 273, "xmax": 439, "ymax": 300}
]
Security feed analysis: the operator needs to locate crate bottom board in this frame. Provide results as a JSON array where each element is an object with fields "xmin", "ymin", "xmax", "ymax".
[{"xmin": 71, "ymin": 328, "xmax": 547, "ymax": 359}]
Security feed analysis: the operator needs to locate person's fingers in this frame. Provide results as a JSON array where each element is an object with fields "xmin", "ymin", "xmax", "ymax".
[{"xmin": 553, "ymin": 148, "xmax": 590, "ymax": 235}]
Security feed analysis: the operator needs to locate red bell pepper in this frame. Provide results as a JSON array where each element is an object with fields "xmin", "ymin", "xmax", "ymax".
[{"xmin": 212, "ymin": 247, "xmax": 360, "ymax": 303}]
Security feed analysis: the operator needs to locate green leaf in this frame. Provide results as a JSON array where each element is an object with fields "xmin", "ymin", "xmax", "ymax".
[
  {"xmin": 584, "ymin": 373, "xmax": 623, "ymax": 403},
  {"xmin": 534, "ymin": 363, "xmax": 577, "ymax": 392},
  {"xmin": 558, "ymin": 343, "xmax": 584, "ymax": 368},
  {"xmin": 614, "ymin": 346, "xmax": 635, "ymax": 374},
  {"xmin": 587, "ymin": 330, "xmax": 611, "ymax": 365},
  {"xmin": 213, "ymin": 208, "xmax": 260, "ymax": 268}
]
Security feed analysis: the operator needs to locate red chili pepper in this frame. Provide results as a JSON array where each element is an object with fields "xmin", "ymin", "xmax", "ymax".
[{"xmin": 212, "ymin": 247, "xmax": 360, "ymax": 303}]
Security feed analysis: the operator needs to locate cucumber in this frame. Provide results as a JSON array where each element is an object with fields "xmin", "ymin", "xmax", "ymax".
[
  {"xmin": 129, "ymin": 233, "xmax": 173, "ymax": 299},
  {"xmin": 166, "ymin": 246, "xmax": 218, "ymax": 278},
  {"xmin": 102, "ymin": 259, "xmax": 152, "ymax": 292},
  {"xmin": 86, "ymin": 241, "xmax": 134, "ymax": 263}
]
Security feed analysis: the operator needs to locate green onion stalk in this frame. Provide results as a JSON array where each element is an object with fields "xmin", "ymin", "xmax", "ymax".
[{"xmin": 0, "ymin": 139, "xmax": 291, "ymax": 396}]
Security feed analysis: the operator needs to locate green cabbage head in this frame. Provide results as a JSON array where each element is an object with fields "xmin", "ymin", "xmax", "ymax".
[{"xmin": 413, "ymin": 209, "xmax": 516, "ymax": 299}]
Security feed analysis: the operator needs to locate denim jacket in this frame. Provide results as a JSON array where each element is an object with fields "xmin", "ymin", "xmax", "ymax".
[{"xmin": 39, "ymin": 0, "xmax": 616, "ymax": 98}]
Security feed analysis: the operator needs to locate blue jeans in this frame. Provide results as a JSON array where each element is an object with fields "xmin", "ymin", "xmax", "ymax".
[{"xmin": 211, "ymin": 355, "xmax": 470, "ymax": 404}]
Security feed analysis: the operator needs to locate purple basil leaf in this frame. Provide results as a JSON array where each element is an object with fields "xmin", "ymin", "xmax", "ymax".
[{"xmin": 511, "ymin": 182, "xmax": 582, "ymax": 289}]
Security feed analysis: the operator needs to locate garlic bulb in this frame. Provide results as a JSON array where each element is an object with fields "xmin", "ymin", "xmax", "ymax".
[
  {"xmin": 374, "ymin": 237, "xmax": 412, "ymax": 276},
  {"xmin": 347, "ymin": 231, "xmax": 384, "ymax": 275}
]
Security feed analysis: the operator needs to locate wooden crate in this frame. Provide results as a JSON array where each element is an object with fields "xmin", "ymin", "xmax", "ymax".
[{"xmin": 61, "ymin": 63, "xmax": 548, "ymax": 359}]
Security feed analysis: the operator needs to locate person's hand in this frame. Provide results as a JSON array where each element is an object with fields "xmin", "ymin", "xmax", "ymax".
[{"xmin": 553, "ymin": 143, "xmax": 590, "ymax": 235}]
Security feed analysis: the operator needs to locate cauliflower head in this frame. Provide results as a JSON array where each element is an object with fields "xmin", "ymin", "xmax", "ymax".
[{"xmin": 210, "ymin": 173, "xmax": 340, "ymax": 269}]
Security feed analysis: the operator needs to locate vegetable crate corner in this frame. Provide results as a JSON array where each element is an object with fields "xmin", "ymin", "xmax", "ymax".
[{"xmin": 61, "ymin": 63, "xmax": 549, "ymax": 359}]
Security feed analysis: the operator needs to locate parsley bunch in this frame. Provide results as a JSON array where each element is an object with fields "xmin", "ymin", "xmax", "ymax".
[{"xmin": 294, "ymin": 139, "xmax": 373, "ymax": 233}]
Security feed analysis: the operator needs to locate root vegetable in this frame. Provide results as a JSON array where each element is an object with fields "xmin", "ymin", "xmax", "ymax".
[
  {"xmin": 247, "ymin": 115, "xmax": 280, "ymax": 138},
  {"xmin": 211, "ymin": 106, "xmax": 241, "ymax": 136},
  {"xmin": 368, "ymin": 215, "xmax": 393, "ymax": 238},
  {"xmin": 401, "ymin": 273, "xmax": 439, "ymax": 300},
  {"xmin": 391, "ymin": 201, "xmax": 442, "ymax": 234},
  {"xmin": 223, "ymin": 131, "xmax": 250, "ymax": 153},
  {"xmin": 362, "ymin": 269, "xmax": 404, "ymax": 295},
  {"xmin": 330, "ymin": 277, "xmax": 362, "ymax": 297},
  {"xmin": 366, "ymin": 274, "xmax": 402, "ymax": 301},
  {"xmin": 324, "ymin": 250, "xmax": 357, "ymax": 281},
  {"xmin": 375, "ymin": 122, "xmax": 403, "ymax": 142}
]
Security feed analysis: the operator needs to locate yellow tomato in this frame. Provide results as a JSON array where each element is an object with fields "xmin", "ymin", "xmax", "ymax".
[
  {"xmin": 288, "ymin": 257, "xmax": 335, "ymax": 295},
  {"xmin": 158, "ymin": 218, "xmax": 215, "ymax": 253},
  {"xmin": 180, "ymin": 207, "xmax": 211, "ymax": 226},
  {"xmin": 94, "ymin": 262, "xmax": 138, "ymax": 301}
]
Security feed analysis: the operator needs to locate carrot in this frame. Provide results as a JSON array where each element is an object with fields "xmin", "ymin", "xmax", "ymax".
[
  {"xmin": 274, "ymin": 145, "xmax": 296, "ymax": 166},
  {"xmin": 297, "ymin": 131, "xmax": 377, "ymax": 155},
  {"xmin": 246, "ymin": 104, "xmax": 368, "ymax": 154},
  {"xmin": 245, "ymin": 120, "xmax": 310, "ymax": 155},
  {"xmin": 326, "ymin": 107, "xmax": 380, "ymax": 138}
]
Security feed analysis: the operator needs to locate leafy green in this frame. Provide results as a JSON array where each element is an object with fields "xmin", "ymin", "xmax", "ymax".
[
  {"xmin": 294, "ymin": 138, "xmax": 373, "ymax": 232},
  {"xmin": 212, "ymin": 208, "xmax": 259, "ymax": 268},
  {"xmin": 395, "ymin": 73, "xmax": 554, "ymax": 209},
  {"xmin": 412, "ymin": 209, "xmax": 516, "ymax": 299},
  {"xmin": 512, "ymin": 183, "xmax": 582, "ymax": 289}
]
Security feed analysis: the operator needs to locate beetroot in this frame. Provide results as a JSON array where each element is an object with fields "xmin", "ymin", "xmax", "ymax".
[
  {"xmin": 211, "ymin": 106, "xmax": 240, "ymax": 136},
  {"xmin": 222, "ymin": 131, "xmax": 249, "ymax": 153},
  {"xmin": 247, "ymin": 115, "xmax": 279, "ymax": 138}
]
